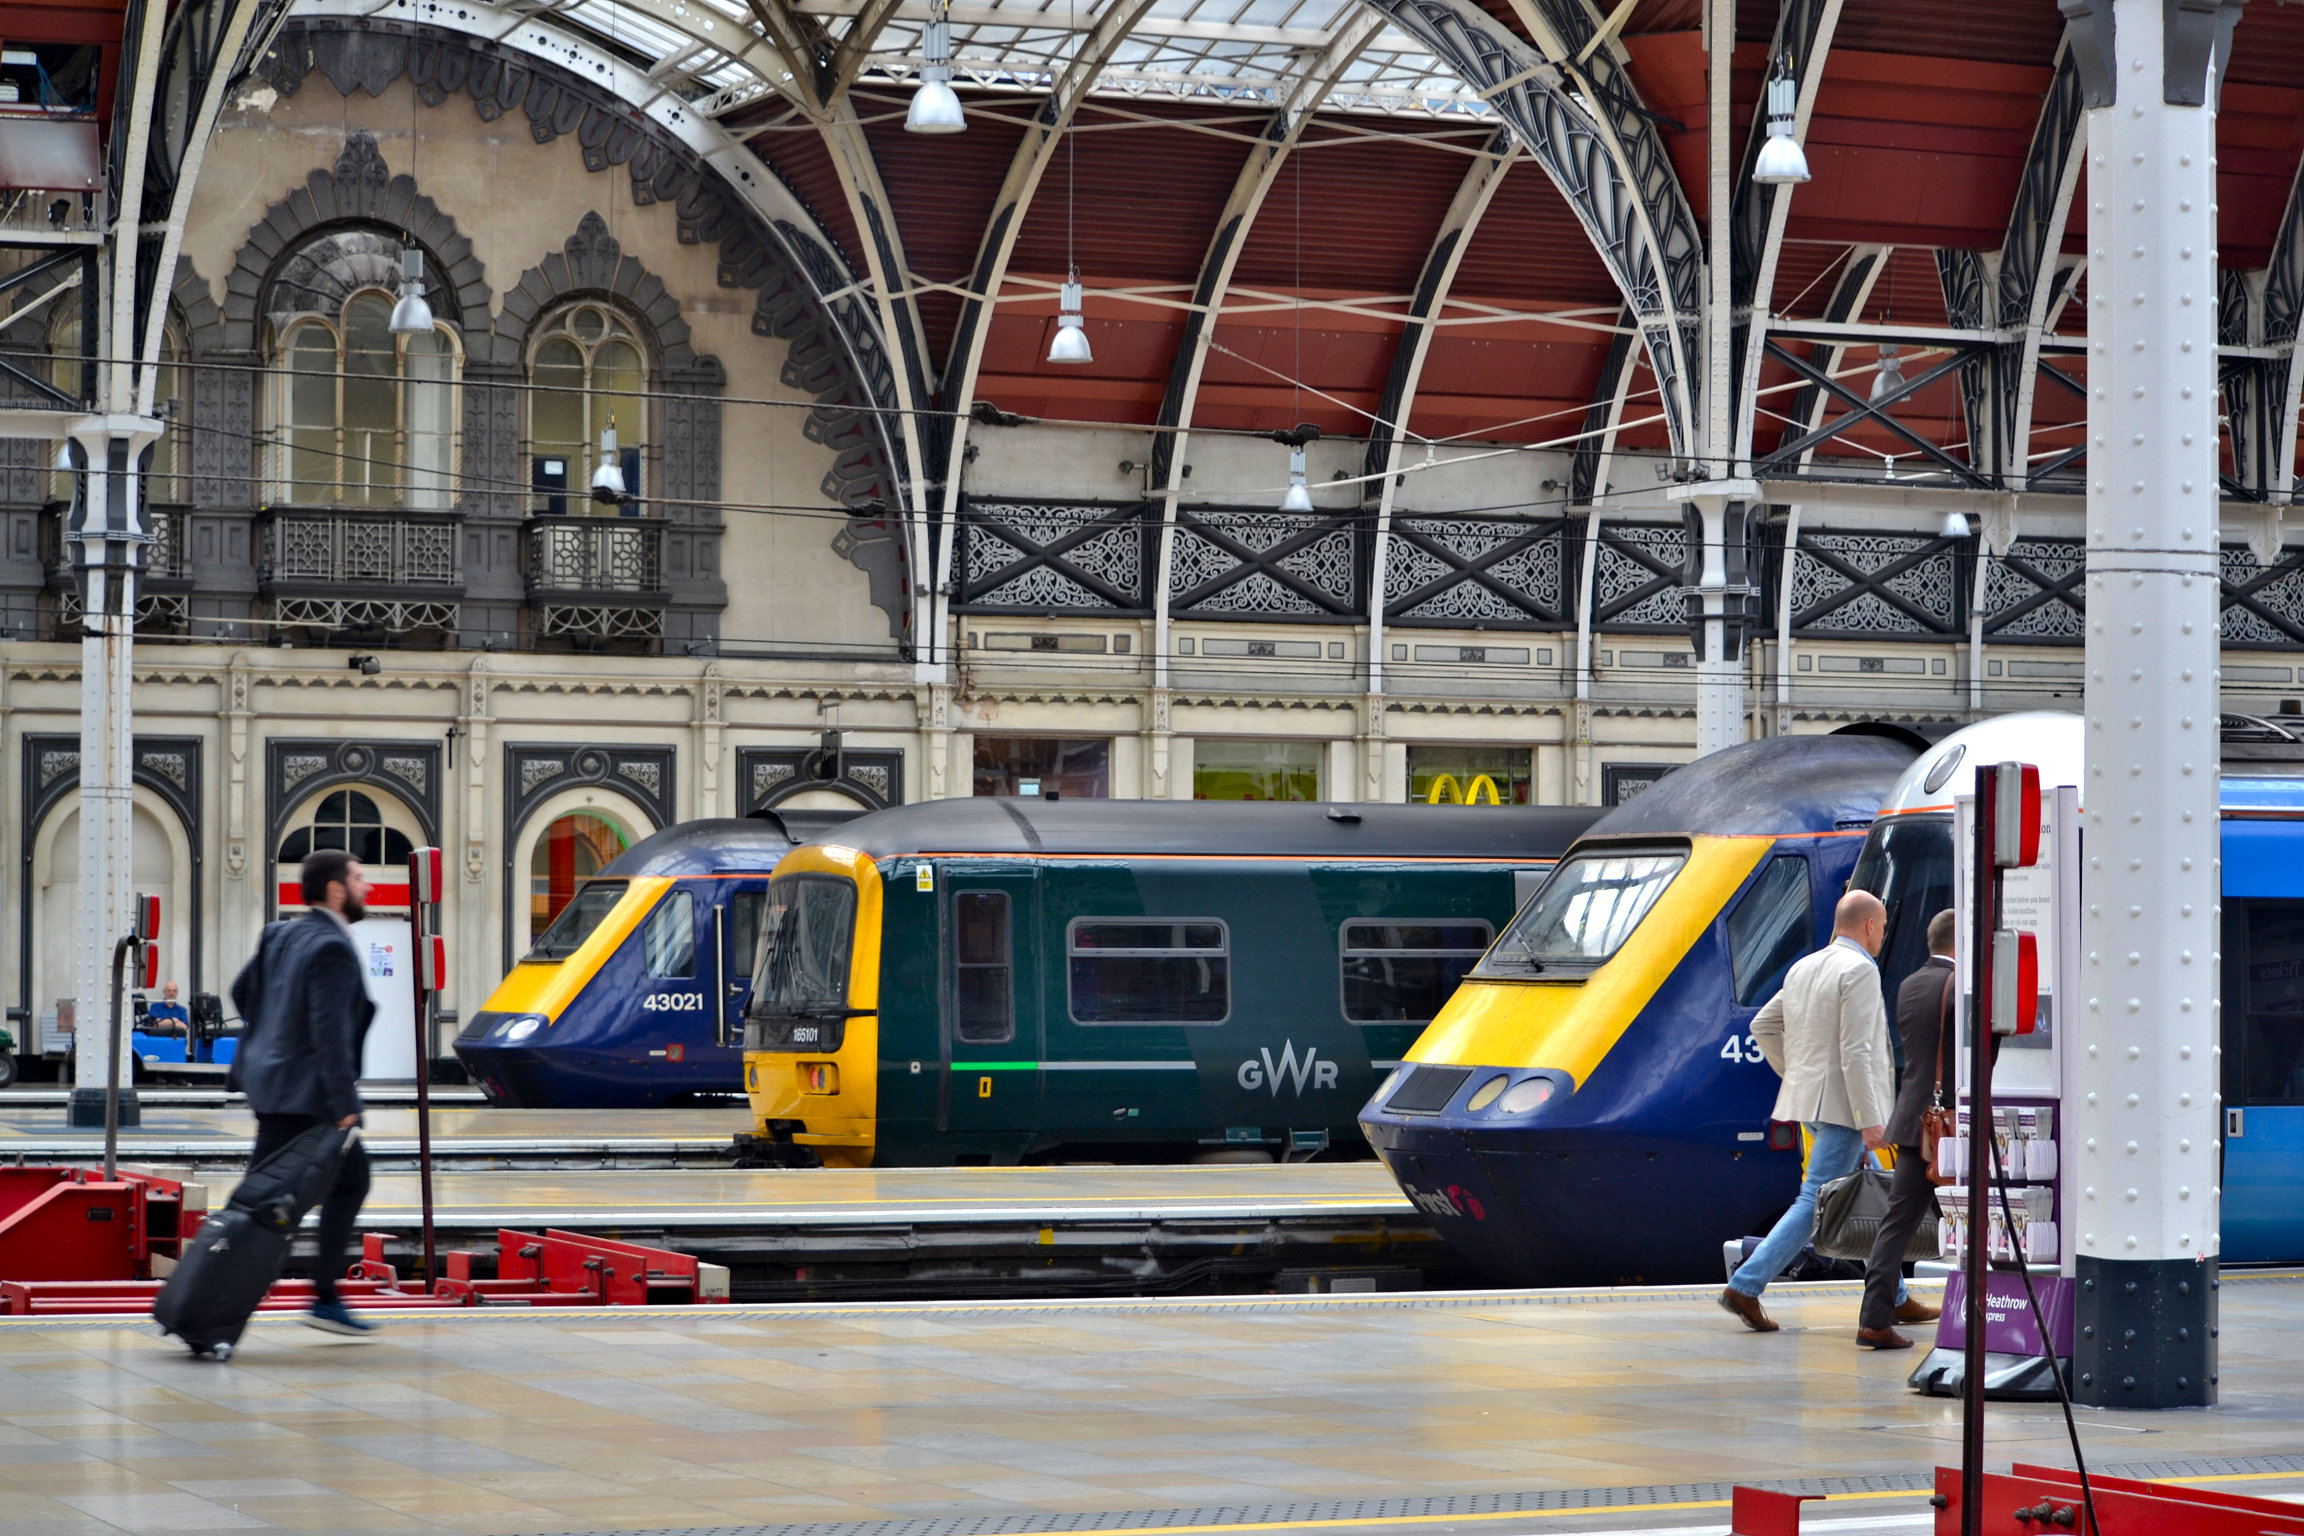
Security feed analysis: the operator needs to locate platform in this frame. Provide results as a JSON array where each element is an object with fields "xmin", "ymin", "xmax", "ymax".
[
  {"xmin": 4, "ymin": 1275, "xmax": 2303, "ymax": 1536},
  {"xmin": 0, "ymin": 1105, "xmax": 748, "ymax": 1170}
]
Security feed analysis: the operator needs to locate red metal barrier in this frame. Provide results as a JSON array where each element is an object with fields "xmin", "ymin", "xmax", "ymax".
[
  {"xmin": 1729, "ymin": 1467, "xmax": 2304, "ymax": 1536},
  {"xmin": 0, "ymin": 1166, "xmax": 195, "ymax": 1282}
]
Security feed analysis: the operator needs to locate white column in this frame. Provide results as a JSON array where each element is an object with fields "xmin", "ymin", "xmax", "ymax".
[{"xmin": 2072, "ymin": 0, "xmax": 2227, "ymax": 1408}]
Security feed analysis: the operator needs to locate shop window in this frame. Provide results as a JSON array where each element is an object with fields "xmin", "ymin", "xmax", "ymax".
[
  {"xmin": 974, "ymin": 737, "xmax": 1109, "ymax": 799},
  {"xmin": 1407, "ymin": 746, "xmax": 1532, "ymax": 806},
  {"xmin": 272, "ymin": 292, "xmax": 459, "ymax": 508},
  {"xmin": 1340, "ymin": 920, "xmax": 1493, "ymax": 1023},
  {"xmin": 530, "ymin": 813, "xmax": 629, "ymax": 935},
  {"xmin": 530, "ymin": 302, "xmax": 645, "ymax": 516},
  {"xmin": 1727, "ymin": 856, "xmax": 1813, "ymax": 1007},
  {"xmin": 1068, "ymin": 919, "xmax": 1229, "ymax": 1024},
  {"xmin": 643, "ymin": 889, "xmax": 696, "ymax": 978},
  {"xmin": 278, "ymin": 789, "xmax": 415, "ymax": 868},
  {"xmin": 952, "ymin": 890, "xmax": 1013, "ymax": 1044},
  {"xmin": 1194, "ymin": 739, "xmax": 1323, "ymax": 801}
]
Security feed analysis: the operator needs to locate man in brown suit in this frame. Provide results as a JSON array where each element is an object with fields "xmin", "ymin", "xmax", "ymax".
[{"xmin": 1857, "ymin": 907, "xmax": 1957, "ymax": 1348}]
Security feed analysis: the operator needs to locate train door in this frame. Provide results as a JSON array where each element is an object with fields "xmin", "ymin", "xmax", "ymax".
[
  {"xmin": 2219, "ymin": 897, "xmax": 2304, "ymax": 1262},
  {"xmin": 714, "ymin": 880, "xmax": 769, "ymax": 1052},
  {"xmin": 1721, "ymin": 852, "xmax": 1815, "ymax": 1069},
  {"xmin": 939, "ymin": 870, "xmax": 1042, "ymax": 1141},
  {"xmin": 631, "ymin": 883, "xmax": 731, "ymax": 1088}
]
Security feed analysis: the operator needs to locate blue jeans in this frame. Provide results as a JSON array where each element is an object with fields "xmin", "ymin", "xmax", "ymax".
[{"xmin": 1728, "ymin": 1121, "xmax": 1909, "ymax": 1304}]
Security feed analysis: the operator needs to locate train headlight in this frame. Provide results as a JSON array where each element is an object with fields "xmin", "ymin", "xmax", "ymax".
[
  {"xmin": 1374, "ymin": 1067, "xmax": 1402, "ymax": 1101},
  {"xmin": 497, "ymin": 1014, "xmax": 545, "ymax": 1042},
  {"xmin": 1497, "ymin": 1076, "xmax": 1554, "ymax": 1115},
  {"xmin": 1466, "ymin": 1074, "xmax": 1510, "ymax": 1112}
]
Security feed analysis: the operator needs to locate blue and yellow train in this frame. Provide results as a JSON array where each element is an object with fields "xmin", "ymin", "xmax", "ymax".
[{"xmin": 1362, "ymin": 712, "xmax": 2304, "ymax": 1286}]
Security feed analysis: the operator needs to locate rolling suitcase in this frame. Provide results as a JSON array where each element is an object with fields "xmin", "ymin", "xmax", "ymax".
[{"xmin": 153, "ymin": 1124, "xmax": 354, "ymax": 1360}]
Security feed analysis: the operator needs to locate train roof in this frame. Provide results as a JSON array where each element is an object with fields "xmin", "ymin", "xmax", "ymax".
[
  {"xmin": 1877, "ymin": 712, "xmax": 2304, "ymax": 820},
  {"xmin": 1579, "ymin": 731, "xmax": 1920, "ymax": 841},
  {"xmin": 804, "ymin": 798, "xmax": 1602, "ymax": 861},
  {"xmin": 597, "ymin": 817, "xmax": 797, "ymax": 877}
]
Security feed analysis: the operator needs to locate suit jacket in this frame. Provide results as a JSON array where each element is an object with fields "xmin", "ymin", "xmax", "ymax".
[
  {"xmin": 229, "ymin": 911, "xmax": 375, "ymax": 1124},
  {"xmin": 1886, "ymin": 955, "xmax": 1955, "ymax": 1147},
  {"xmin": 1749, "ymin": 936, "xmax": 1895, "ymax": 1131}
]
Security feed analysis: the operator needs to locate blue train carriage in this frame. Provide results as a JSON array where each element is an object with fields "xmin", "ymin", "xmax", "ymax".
[
  {"xmin": 457, "ymin": 816, "xmax": 834, "ymax": 1107},
  {"xmin": 1859, "ymin": 708, "xmax": 2304, "ymax": 1266},
  {"xmin": 741, "ymin": 798, "xmax": 1602, "ymax": 1167},
  {"xmin": 1357, "ymin": 729, "xmax": 1924, "ymax": 1286}
]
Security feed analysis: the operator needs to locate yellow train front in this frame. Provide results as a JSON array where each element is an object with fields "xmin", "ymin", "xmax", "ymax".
[{"xmin": 1357, "ymin": 731, "xmax": 1922, "ymax": 1286}]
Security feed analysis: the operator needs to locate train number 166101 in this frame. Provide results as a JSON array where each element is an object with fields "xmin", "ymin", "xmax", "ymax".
[{"xmin": 643, "ymin": 992, "xmax": 705, "ymax": 1011}]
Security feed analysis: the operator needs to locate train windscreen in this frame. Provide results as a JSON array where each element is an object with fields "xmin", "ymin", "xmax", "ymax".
[
  {"xmin": 1849, "ymin": 814, "xmax": 1955, "ymax": 1013},
  {"xmin": 750, "ymin": 875, "xmax": 857, "ymax": 1028},
  {"xmin": 525, "ymin": 879, "xmax": 629, "ymax": 961},
  {"xmin": 1475, "ymin": 848, "xmax": 1685, "ymax": 976}
]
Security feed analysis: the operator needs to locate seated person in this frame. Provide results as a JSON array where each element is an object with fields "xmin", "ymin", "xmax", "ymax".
[{"xmin": 144, "ymin": 982, "xmax": 191, "ymax": 1037}]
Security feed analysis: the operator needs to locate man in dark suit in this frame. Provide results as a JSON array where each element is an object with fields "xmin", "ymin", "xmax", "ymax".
[
  {"xmin": 230, "ymin": 848, "xmax": 379, "ymax": 1336},
  {"xmin": 1858, "ymin": 907, "xmax": 1957, "ymax": 1348}
]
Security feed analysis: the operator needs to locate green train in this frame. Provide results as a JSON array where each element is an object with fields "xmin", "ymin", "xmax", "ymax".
[{"xmin": 741, "ymin": 798, "xmax": 1599, "ymax": 1165}]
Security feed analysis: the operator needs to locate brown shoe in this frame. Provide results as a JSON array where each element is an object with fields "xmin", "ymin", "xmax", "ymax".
[
  {"xmin": 1857, "ymin": 1326, "xmax": 1914, "ymax": 1350},
  {"xmin": 1717, "ymin": 1287, "xmax": 1778, "ymax": 1333},
  {"xmin": 1895, "ymin": 1297, "xmax": 1942, "ymax": 1324}
]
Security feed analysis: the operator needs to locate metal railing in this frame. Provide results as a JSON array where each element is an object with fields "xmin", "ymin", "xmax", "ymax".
[
  {"xmin": 524, "ymin": 516, "xmax": 666, "ymax": 598},
  {"xmin": 45, "ymin": 504, "xmax": 187, "ymax": 586},
  {"xmin": 259, "ymin": 509, "xmax": 463, "ymax": 589}
]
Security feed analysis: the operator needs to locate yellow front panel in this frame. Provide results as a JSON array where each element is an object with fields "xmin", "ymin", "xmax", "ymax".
[
  {"xmin": 476, "ymin": 876, "xmax": 674, "ymax": 1023},
  {"xmin": 745, "ymin": 843, "xmax": 882, "ymax": 1166},
  {"xmin": 1407, "ymin": 835, "xmax": 1774, "ymax": 1086}
]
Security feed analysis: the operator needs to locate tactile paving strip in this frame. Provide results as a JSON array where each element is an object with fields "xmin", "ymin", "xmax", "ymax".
[{"xmin": 534, "ymin": 1454, "xmax": 2304, "ymax": 1536}]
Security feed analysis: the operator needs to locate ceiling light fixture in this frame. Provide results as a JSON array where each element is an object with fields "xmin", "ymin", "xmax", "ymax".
[
  {"xmin": 1047, "ymin": 0, "xmax": 1090, "ymax": 363},
  {"xmin": 1271, "ymin": 423, "xmax": 1320, "ymax": 512},
  {"xmin": 1048, "ymin": 274, "xmax": 1092, "ymax": 363},
  {"xmin": 591, "ymin": 417, "xmax": 628, "ymax": 503},
  {"xmin": 1752, "ymin": 67, "xmax": 1810, "ymax": 186},
  {"xmin": 906, "ymin": 0, "xmax": 966, "ymax": 134},
  {"xmin": 1939, "ymin": 508, "xmax": 1971, "ymax": 540},
  {"xmin": 388, "ymin": 246, "xmax": 434, "ymax": 335},
  {"xmin": 1869, "ymin": 343, "xmax": 1905, "ymax": 404}
]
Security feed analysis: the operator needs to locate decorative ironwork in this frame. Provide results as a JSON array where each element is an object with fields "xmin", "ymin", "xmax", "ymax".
[
  {"xmin": 1981, "ymin": 538, "xmax": 2084, "ymax": 643},
  {"xmin": 2220, "ymin": 544, "xmax": 2304, "ymax": 649},
  {"xmin": 959, "ymin": 501, "xmax": 1150, "ymax": 614},
  {"xmin": 1169, "ymin": 507, "xmax": 1359, "ymax": 620},
  {"xmin": 260, "ymin": 511, "xmax": 462, "ymax": 588},
  {"xmin": 1783, "ymin": 530, "xmax": 1962, "ymax": 638},
  {"xmin": 535, "ymin": 604, "xmax": 665, "ymax": 641},
  {"xmin": 1591, "ymin": 523, "xmax": 1687, "ymax": 631},
  {"xmin": 57, "ymin": 590, "xmax": 190, "ymax": 637},
  {"xmin": 525, "ymin": 517, "xmax": 667, "ymax": 597},
  {"xmin": 271, "ymin": 597, "xmax": 461, "ymax": 633},
  {"xmin": 739, "ymin": 745, "xmax": 905, "ymax": 813},
  {"xmin": 1754, "ymin": 339, "xmax": 1995, "ymax": 486},
  {"xmin": 1384, "ymin": 515, "xmax": 1567, "ymax": 628}
]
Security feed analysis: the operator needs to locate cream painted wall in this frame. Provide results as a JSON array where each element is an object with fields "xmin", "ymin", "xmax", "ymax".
[{"xmin": 189, "ymin": 79, "xmax": 893, "ymax": 653}]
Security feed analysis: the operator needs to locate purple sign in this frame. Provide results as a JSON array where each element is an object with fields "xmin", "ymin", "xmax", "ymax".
[{"xmin": 1933, "ymin": 1271, "xmax": 2074, "ymax": 1356}]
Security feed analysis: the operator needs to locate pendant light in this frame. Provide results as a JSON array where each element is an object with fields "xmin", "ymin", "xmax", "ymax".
[
  {"xmin": 907, "ymin": 0, "xmax": 966, "ymax": 134},
  {"xmin": 1939, "ymin": 508, "xmax": 1971, "ymax": 540},
  {"xmin": 388, "ymin": 246, "xmax": 434, "ymax": 335},
  {"xmin": 1270, "ymin": 424, "xmax": 1320, "ymax": 512},
  {"xmin": 1046, "ymin": 0, "xmax": 1091, "ymax": 363},
  {"xmin": 1752, "ymin": 67, "xmax": 1810, "ymax": 186},
  {"xmin": 1869, "ymin": 343, "xmax": 1905, "ymax": 404},
  {"xmin": 590, "ymin": 416, "xmax": 628, "ymax": 503}
]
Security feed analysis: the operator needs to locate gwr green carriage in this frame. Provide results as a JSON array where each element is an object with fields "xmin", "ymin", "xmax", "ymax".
[{"xmin": 741, "ymin": 799, "xmax": 1598, "ymax": 1165}]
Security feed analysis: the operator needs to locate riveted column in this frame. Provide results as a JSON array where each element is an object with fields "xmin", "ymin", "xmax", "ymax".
[{"xmin": 2070, "ymin": 0, "xmax": 2236, "ymax": 1410}]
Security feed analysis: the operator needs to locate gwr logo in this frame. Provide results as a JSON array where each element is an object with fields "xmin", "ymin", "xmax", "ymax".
[{"xmin": 1236, "ymin": 1041, "xmax": 1341, "ymax": 1096}]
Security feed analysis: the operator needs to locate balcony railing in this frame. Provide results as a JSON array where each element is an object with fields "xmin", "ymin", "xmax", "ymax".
[
  {"xmin": 259, "ymin": 509, "xmax": 462, "ymax": 591},
  {"xmin": 45, "ymin": 504, "xmax": 188, "ymax": 590},
  {"xmin": 524, "ymin": 516, "xmax": 667, "ymax": 599}
]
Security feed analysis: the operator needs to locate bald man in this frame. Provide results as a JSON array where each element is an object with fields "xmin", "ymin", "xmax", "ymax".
[{"xmin": 1719, "ymin": 888, "xmax": 1908, "ymax": 1336}]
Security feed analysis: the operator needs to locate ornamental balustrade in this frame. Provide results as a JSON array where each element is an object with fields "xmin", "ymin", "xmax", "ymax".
[
  {"xmin": 523, "ymin": 515, "xmax": 667, "ymax": 599},
  {"xmin": 260, "ymin": 509, "xmax": 462, "ymax": 590}
]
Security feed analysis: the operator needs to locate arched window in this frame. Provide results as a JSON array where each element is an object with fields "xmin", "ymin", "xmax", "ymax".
[
  {"xmin": 273, "ymin": 291, "xmax": 458, "ymax": 508},
  {"xmin": 278, "ymin": 789, "xmax": 416, "ymax": 867},
  {"xmin": 529, "ymin": 302, "xmax": 644, "ymax": 516},
  {"xmin": 530, "ymin": 812, "xmax": 628, "ymax": 932}
]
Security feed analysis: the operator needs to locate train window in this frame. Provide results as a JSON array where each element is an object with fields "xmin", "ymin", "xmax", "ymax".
[
  {"xmin": 2225, "ymin": 900, "xmax": 2304, "ymax": 1105},
  {"xmin": 752, "ymin": 876, "xmax": 857, "ymax": 1018},
  {"xmin": 1340, "ymin": 921, "xmax": 1494, "ymax": 1023},
  {"xmin": 526, "ymin": 879, "xmax": 629, "ymax": 962},
  {"xmin": 730, "ymin": 890, "xmax": 767, "ymax": 978},
  {"xmin": 953, "ymin": 892, "xmax": 1013, "ymax": 1044},
  {"xmin": 643, "ymin": 890, "xmax": 696, "ymax": 979},
  {"xmin": 1850, "ymin": 814, "xmax": 1955, "ymax": 1015},
  {"xmin": 1727, "ymin": 857, "xmax": 1813, "ymax": 1007},
  {"xmin": 1476, "ymin": 848, "xmax": 1685, "ymax": 976},
  {"xmin": 1067, "ymin": 919, "xmax": 1229, "ymax": 1025}
]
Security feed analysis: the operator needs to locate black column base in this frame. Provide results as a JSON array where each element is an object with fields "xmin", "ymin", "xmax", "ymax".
[
  {"xmin": 2074, "ymin": 1254, "xmax": 2218, "ymax": 1408},
  {"xmin": 65, "ymin": 1087, "xmax": 141, "ymax": 1129}
]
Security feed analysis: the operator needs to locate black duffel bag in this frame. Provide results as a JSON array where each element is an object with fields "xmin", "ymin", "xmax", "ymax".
[{"xmin": 1811, "ymin": 1162, "xmax": 1937, "ymax": 1262}]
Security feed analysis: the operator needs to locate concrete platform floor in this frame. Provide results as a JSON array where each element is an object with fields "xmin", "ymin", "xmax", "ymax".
[{"xmin": 4, "ymin": 1275, "xmax": 2303, "ymax": 1536}]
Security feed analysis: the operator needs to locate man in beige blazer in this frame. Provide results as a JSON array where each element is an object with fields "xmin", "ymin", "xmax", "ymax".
[{"xmin": 1718, "ymin": 889, "xmax": 1927, "ymax": 1338}]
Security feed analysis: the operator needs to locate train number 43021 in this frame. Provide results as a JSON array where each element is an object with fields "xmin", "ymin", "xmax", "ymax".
[
  {"xmin": 1720, "ymin": 1034, "xmax": 1764, "ymax": 1064},
  {"xmin": 643, "ymin": 992, "xmax": 705, "ymax": 1012}
]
